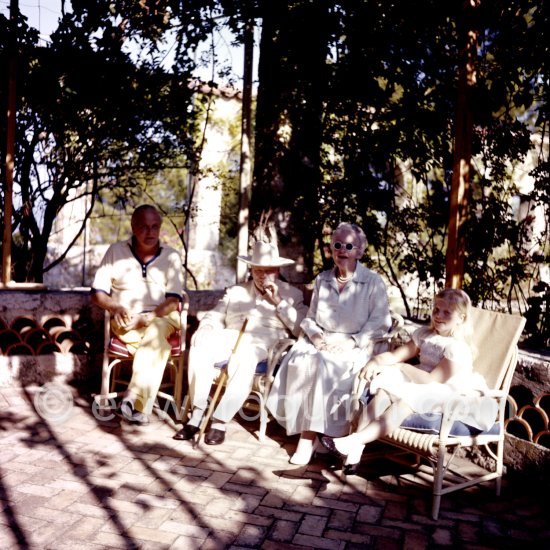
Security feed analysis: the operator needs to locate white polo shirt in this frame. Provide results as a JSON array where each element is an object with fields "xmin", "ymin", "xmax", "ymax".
[{"xmin": 92, "ymin": 238, "xmax": 184, "ymax": 315}]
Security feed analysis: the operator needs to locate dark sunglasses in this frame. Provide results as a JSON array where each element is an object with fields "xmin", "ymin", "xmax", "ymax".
[{"xmin": 332, "ymin": 241, "xmax": 357, "ymax": 251}]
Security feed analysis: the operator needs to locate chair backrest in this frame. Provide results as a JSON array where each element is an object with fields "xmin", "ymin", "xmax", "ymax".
[{"xmin": 468, "ymin": 307, "xmax": 526, "ymax": 392}]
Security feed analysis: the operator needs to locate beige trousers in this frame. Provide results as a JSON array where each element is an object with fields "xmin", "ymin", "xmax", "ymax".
[{"xmin": 112, "ymin": 310, "xmax": 180, "ymax": 414}]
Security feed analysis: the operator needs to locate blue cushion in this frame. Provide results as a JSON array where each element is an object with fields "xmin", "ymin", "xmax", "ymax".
[
  {"xmin": 400, "ymin": 413, "xmax": 501, "ymax": 436},
  {"xmin": 214, "ymin": 359, "xmax": 268, "ymax": 375},
  {"xmin": 255, "ymin": 360, "xmax": 268, "ymax": 374}
]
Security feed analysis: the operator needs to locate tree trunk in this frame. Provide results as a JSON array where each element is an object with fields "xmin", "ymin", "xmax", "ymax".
[{"xmin": 252, "ymin": 0, "xmax": 330, "ymax": 282}]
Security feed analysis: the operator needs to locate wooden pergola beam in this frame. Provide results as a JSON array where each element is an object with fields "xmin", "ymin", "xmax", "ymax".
[
  {"xmin": 446, "ymin": 3, "xmax": 479, "ymax": 289},
  {"xmin": 2, "ymin": 0, "xmax": 17, "ymax": 285}
]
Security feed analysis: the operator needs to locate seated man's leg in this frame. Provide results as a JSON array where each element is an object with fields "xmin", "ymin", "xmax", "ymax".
[
  {"xmin": 124, "ymin": 312, "xmax": 180, "ymax": 417},
  {"xmin": 204, "ymin": 341, "xmax": 266, "ymax": 444},
  {"xmin": 184, "ymin": 329, "xmax": 240, "ymax": 429}
]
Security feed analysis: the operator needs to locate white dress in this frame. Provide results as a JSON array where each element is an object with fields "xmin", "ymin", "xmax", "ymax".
[
  {"xmin": 266, "ymin": 263, "xmax": 391, "ymax": 437},
  {"xmin": 369, "ymin": 326, "xmax": 497, "ymax": 431}
]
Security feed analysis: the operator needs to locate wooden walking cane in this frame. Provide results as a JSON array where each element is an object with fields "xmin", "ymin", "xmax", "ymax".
[{"xmin": 195, "ymin": 318, "xmax": 249, "ymax": 445}]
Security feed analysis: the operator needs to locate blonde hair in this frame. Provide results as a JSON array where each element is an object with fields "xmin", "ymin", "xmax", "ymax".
[{"xmin": 430, "ymin": 288, "xmax": 472, "ymax": 341}]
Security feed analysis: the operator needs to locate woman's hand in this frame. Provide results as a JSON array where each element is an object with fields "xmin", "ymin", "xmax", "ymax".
[
  {"xmin": 360, "ymin": 361, "xmax": 377, "ymax": 381},
  {"xmin": 312, "ymin": 335, "xmax": 356, "ymax": 353},
  {"xmin": 310, "ymin": 333, "xmax": 326, "ymax": 350},
  {"xmin": 360, "ymin": 359, "xmax": 389, "ymax": 381},
  {"xmin": 323, "ymin": 338, "xmax": 356, "ymax": 354}
]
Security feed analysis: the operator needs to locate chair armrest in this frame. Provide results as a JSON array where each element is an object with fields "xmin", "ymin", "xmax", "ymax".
[
  {"xmin": 439, "ymin": 402, "xmax": 464, "ymax": 439},
  {"xmin": 483, "ymin": 389, "xmax": 505, "ymax": 399},
  {"xmin": 437, "ymin": 391, "xmax": 505, "ymax": 439},
  {"xmin": 351, "ymin": 375, "xmax": 368, "ymax": 417},
  {"xmin": 372, "ymin": 311, "xmax": 406, "ymax": 353},
  {"xmin": 266, "ymin": 338, "xmax": 296, "ymax": 380},
  {"xmin": 259, "ymin": 338, "xmax": 296, "ymax": 402},
  {"xmin": 178, "ymin": 297, "xmax": 190, "ymax": 352}
]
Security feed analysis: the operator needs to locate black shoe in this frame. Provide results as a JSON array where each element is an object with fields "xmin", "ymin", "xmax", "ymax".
[
  {"xmin": 173, "ymin": 424, "xmax": 199, "ymax": 441},
  {"xmin": 342, "ymin": 462, "xmax": 360, "ymax": 476},
  {"xmin": 204, "ymin": 428, "xmax": 225, "ymax": 445},
  {"xmin": 117, "ymin": 400, "xmax": 149, "ymax": 425},
  {"xmin": 320, "ymin": 436, "xmax": 346, "ymax": 459}
]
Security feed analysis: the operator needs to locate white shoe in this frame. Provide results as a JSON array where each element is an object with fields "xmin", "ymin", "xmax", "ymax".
[{"xmin": 289, "ymin": 438, "xmax": 319, "ymax": 465}]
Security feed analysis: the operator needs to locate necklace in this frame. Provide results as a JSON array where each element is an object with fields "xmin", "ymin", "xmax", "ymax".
[{"xmin": 336, "ymin": 271, "xmax": 353, "ymax": 283}]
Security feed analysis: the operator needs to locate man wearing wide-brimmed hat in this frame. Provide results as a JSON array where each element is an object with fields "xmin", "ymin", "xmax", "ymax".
[{"xmin": 174, "ymin": 240, "xmax": 307, "ymax": 445}]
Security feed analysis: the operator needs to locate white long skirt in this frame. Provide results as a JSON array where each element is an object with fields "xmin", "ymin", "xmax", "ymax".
[{"xmin": 266, "ymin": 336, "xmax": 371, "ymax": 437}]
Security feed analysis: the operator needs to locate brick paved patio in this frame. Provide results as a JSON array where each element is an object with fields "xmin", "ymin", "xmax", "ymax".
[{"xmin": 1, "ymin": 383, "xmax": 549, "ymax": 549}]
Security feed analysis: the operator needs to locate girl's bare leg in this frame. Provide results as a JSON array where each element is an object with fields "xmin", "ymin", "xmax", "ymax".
[{"xmin": 323, "ymin": 392, "xmax": 413, "ymax": 466}]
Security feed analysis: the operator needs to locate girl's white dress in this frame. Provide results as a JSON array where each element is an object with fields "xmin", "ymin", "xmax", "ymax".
[{"xmin": 369, "ymin": 326, "xmax": 498, "ymax": 431}]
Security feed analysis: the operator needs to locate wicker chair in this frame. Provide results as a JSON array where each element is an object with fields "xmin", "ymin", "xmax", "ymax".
[
  {"xmin": 355, "ymin": 307, "xmax": 526, "ymax": 520},
  {"xmin": 93, "ymin": 301, "xmax": 189, "ymax": 414}
]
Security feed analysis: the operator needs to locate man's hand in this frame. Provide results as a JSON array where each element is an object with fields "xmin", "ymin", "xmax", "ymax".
[
  {"xmin": 111, "ymin": 306, "xmax": 151, "ymax": 331},
  {"xmin": 262, "ymin": 281, "xmax": 281, "ymax": 306},
  {"xmin": 111, "ymin": 306, "xmax": 132, "ymax": 330}
]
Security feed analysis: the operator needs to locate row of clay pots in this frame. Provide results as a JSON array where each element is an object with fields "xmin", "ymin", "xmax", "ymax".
[
  {"xmin": 0, "ymin": 315, "xmax": 100, "ymax": 356},
  {"xmin": 505, "ymin": 391, "xmax": 550, "ymax": 449}
]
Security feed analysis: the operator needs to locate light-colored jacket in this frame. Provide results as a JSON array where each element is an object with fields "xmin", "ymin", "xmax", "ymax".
[
  {"xmin": 200, "ymin": 280, "xmax": 307, "ymax": 344},
  {"xmin": 301, "ymin": 262, "xmax": 391, "ymax": 350}
]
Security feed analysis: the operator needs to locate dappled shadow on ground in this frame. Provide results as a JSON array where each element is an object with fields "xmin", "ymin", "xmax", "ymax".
[{"xmin": 1, "ymin": 383, "xmax": 549, "ymax": 548}]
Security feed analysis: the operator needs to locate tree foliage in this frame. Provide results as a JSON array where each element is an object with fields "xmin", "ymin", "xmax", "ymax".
[
  {"xmin": 248, "ymin": 0, "xmax": 549, "ymax": 346},
  {"xmin": 1, "ymin": 1, "xmax": 204, "ymax": 282},
  {"xmin": 1, "ymin": 0, "xmax": 549, "ymax": 347}
]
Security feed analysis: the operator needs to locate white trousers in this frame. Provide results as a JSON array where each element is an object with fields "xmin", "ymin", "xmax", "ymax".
[{"xmin": 187, "ymin": 328, "xmax": 269, "ymax": 423}]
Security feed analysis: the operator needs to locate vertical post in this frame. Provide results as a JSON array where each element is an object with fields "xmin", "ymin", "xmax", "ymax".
[
  {"xmin": 236, "ymin": 18, "xmax": 254, "ymax": 283},
  {"xmin": 2, "ymin": 0, "xmax": 17, "ymax": 285},
  {"xmin": 446, "ymin": 2, "xmax": 478, "ymax": 289}
]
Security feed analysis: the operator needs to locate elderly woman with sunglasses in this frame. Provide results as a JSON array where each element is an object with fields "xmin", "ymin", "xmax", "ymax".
[{"xmin": 266, "ymin": 222, "xmax": 391, "ymax": 465}]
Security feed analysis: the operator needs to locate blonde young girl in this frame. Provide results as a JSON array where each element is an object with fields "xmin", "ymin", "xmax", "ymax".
[{"xmin": 321, "ymin": 288, "xmax": 497, "ymax": 474}]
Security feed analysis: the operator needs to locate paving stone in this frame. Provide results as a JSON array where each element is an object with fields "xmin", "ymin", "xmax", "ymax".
[
  {"xmin": 431, "ymin": 526, "xmax": 454, "ymax": 545},
  {"xmin": 61, "ymin": 516, "xmax": 108, "ymax": 541},
  {"xmin": 233, "ymin": 523, "xmax": 269, "ymax": 546},
  {"xmin": 327, "ymin": 509, "xmax": 355, "ymax": 531},
  {"xmin": 293, "ymin": 532, "xmax": 345, "ymax": 549},
  {"xmin": 169, "ymin": 534, "xmax": 208, "ymax": 549},
  {"xmin": 134, "ymin": 492, "xmax": 181, "ymax": 509},
  {"xmin": 159, "ymin": 518, "xmax": 210, "ymax": 538},
  {"xmin": 133, "ymin": 507, "xmax": 173, "ymax": 529},
  {"xmin": 403, "ymin": 530, "xmax": 429, "ymax": 549},
  {"xmin": 199, "ymin": 530, "xmax": 238, "ymax": 549},
  {"xmin": 357, "ymin": 503, "xmax": 384, "ymax": 523},
  {"xmin": 298, "ymin": 513, "xmax": 327, "ymax": 536},
  {"xmin": 13, "ymin": 483, "xmax": 61, "ymax": 498},
  {"xmin": 269, "ymin": 519, "xmax": 298, "ymax": 542},
  {"xmin": 126, "ymin": 524, "xmax": 179, "ymax": 545}
]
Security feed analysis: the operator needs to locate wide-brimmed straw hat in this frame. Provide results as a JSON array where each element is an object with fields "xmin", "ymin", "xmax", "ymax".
[{"xmin": 237, "ymin": 241, "xmax": 294, "ymax": 267}]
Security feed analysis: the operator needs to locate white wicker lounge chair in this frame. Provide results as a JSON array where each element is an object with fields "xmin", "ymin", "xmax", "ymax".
[{"xmin": 354, "ymin": 307, "xmax": 526, "ymax": 520}]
